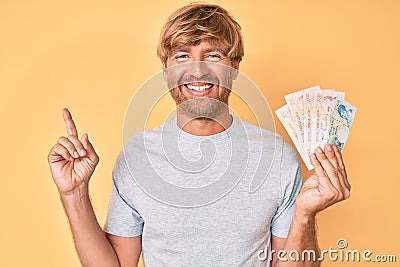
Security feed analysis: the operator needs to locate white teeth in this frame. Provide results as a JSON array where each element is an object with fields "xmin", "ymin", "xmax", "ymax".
[{"xmin": 186, "ymin": 84, "xmax": 213, "ymax": 91}]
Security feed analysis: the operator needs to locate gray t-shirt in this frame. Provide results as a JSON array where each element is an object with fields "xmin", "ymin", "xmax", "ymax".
[{"xmin": 104, "ymin": 115, "xmax": 303, "ymax": 267}]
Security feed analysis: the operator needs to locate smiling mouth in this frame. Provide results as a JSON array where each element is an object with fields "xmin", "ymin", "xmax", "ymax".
[{"xmin": 184, "ymin": 82, "xmax": 214, "ymax": 92}]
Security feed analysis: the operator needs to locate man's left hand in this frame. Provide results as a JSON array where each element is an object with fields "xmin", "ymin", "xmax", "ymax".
[{"xmin": 295, "ymin": 144, "xmax": 351, "ymax": 217}]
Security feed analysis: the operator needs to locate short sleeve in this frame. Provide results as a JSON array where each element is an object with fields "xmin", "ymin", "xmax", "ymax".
[
  {"xmin": 104, "ymin": 154, "xmax": 144, "ymax": 237},
  {"xmin": 270, "ymin": 141, "xmax": 303, "ymax": 238}
]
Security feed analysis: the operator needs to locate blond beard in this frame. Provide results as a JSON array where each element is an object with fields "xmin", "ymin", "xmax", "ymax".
[{"xmin": 170, "ymin": 86, "xmax": 230, "ymax": 120}]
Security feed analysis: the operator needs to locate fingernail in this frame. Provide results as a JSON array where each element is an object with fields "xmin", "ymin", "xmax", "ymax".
[
  {"xmin": 73, "ymin": 151, "xmax": 79, "ymax": 158},
  {"xmin": 327, "ymin": 145, "xmax": 333, "ymax": 152},
  {"xmin": 79, "ymin": 149, "xmax": 86, "ymax": 156},
  {"xmin": 317, "ymin": 147, "xmax": 323, "ymax": 154},
  {"xmin": 310, "ymin": 153, "xmax": 316, "ymax": 159}
]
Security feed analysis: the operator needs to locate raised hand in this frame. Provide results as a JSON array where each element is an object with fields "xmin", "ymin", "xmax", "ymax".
[
  {"xmin": 48, "ymin": 108, "xmax": 99, "ymax": 195},
  {"xmin": 295, "ymin": 144, "xmax": 351, "ymax": 216}
]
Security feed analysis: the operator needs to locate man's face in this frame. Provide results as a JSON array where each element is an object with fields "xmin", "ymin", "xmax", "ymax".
[{"xmin": 164, "ymin": 41, "xmax": 239, "ymax": 119}]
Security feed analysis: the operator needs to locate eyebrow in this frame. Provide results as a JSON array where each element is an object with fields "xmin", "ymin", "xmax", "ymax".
[
  {"xmin": 171, "ymin": 47, "xmax": 227, "ymax": 56},
  {"xmin": 203, "ymin": 48, "xmax": 227, "ymax": 55},
  {"xmin": 171, "ymin": 47, "xmax": 191, "ymax": 54}
]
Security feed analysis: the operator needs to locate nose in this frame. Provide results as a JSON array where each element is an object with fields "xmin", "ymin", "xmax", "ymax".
[{"xmin": 187, "ymin": 61, "xmax": 210, "ymax": 78}]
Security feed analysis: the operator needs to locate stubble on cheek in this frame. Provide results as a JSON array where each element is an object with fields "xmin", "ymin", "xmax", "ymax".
[{"xmin": 169, "ymin": 86, "xmax": 185, "ymax": 105}]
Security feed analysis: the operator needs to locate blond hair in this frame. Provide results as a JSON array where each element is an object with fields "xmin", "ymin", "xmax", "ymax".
[{"xmin": 157, "ymin": 2, "xmax": 244, "ymax": 67}]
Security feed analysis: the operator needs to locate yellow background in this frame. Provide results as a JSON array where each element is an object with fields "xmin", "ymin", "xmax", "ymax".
[{"xmin": 1, "ymin": 0, "xmax": 399, "ymax": 266}]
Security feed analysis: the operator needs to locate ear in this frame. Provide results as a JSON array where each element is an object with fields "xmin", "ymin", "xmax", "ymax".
[
  {"xmin": 230, "ymin": 61, "xmax": 240, "ymax": 80},
  {"xmin": 162, "ymin": 64, "xmax": 168, "ymax": 82}
]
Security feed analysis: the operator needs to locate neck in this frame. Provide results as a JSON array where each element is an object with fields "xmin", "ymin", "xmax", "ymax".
[{"xmin": 176, "ymin": 109, "xmax": 232, "ymax": 136}]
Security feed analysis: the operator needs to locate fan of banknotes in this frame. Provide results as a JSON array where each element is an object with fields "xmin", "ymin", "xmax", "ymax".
[{"xmin": 275, "ymin": 86, "xmax": 357, "ymax": 170}]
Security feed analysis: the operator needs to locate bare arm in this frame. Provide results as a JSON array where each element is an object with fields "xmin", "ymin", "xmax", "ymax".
[
  {"xmin": 48, "ymin": 108, "xmax": 142, "ymax": 267},
  {"xmin": 60, "ymin": 187, "xmax": 142, "ymax": 267},
  {"xmin": 60, "ymin": 187, "xmax": 121, "ymax": 267},
  {"xmin": 273, "ymin": 144, "xmax": 350, "ymax": 267},
  {"xmin": 271, "ymin": 235, "xmax": 286, "ymax": 266},
  {"xmin": 273, "ymin": 211, "xmax": 319, "ymax": 267},
  {"xmin": 107, "ymin": 234, "xmax": 142, "ymax": 266}
]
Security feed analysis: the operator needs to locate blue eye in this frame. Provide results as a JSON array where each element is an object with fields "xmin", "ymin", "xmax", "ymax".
[
  {"xmin": 206, "ymin": 54, "xmax": 222, "ymax": 61},
  {"xmin": 175, "ymin": 55, "xmax": 189, "ymax": 60}
]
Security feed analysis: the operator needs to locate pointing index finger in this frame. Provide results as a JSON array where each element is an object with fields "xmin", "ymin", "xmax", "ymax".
[{"xmin": 63, "ymin": 108, "xmax": 78, "ymax": 137}]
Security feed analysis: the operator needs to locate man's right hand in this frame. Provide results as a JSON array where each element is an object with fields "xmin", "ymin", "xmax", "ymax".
[{"xmin": 48, "ymin": 108, "xmax": 99, "ymax": 196}]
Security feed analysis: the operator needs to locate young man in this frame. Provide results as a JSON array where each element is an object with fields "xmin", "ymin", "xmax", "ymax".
[{"xmin": 48, "ymin": 3, "xmax": 350, "ymax": 267}]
